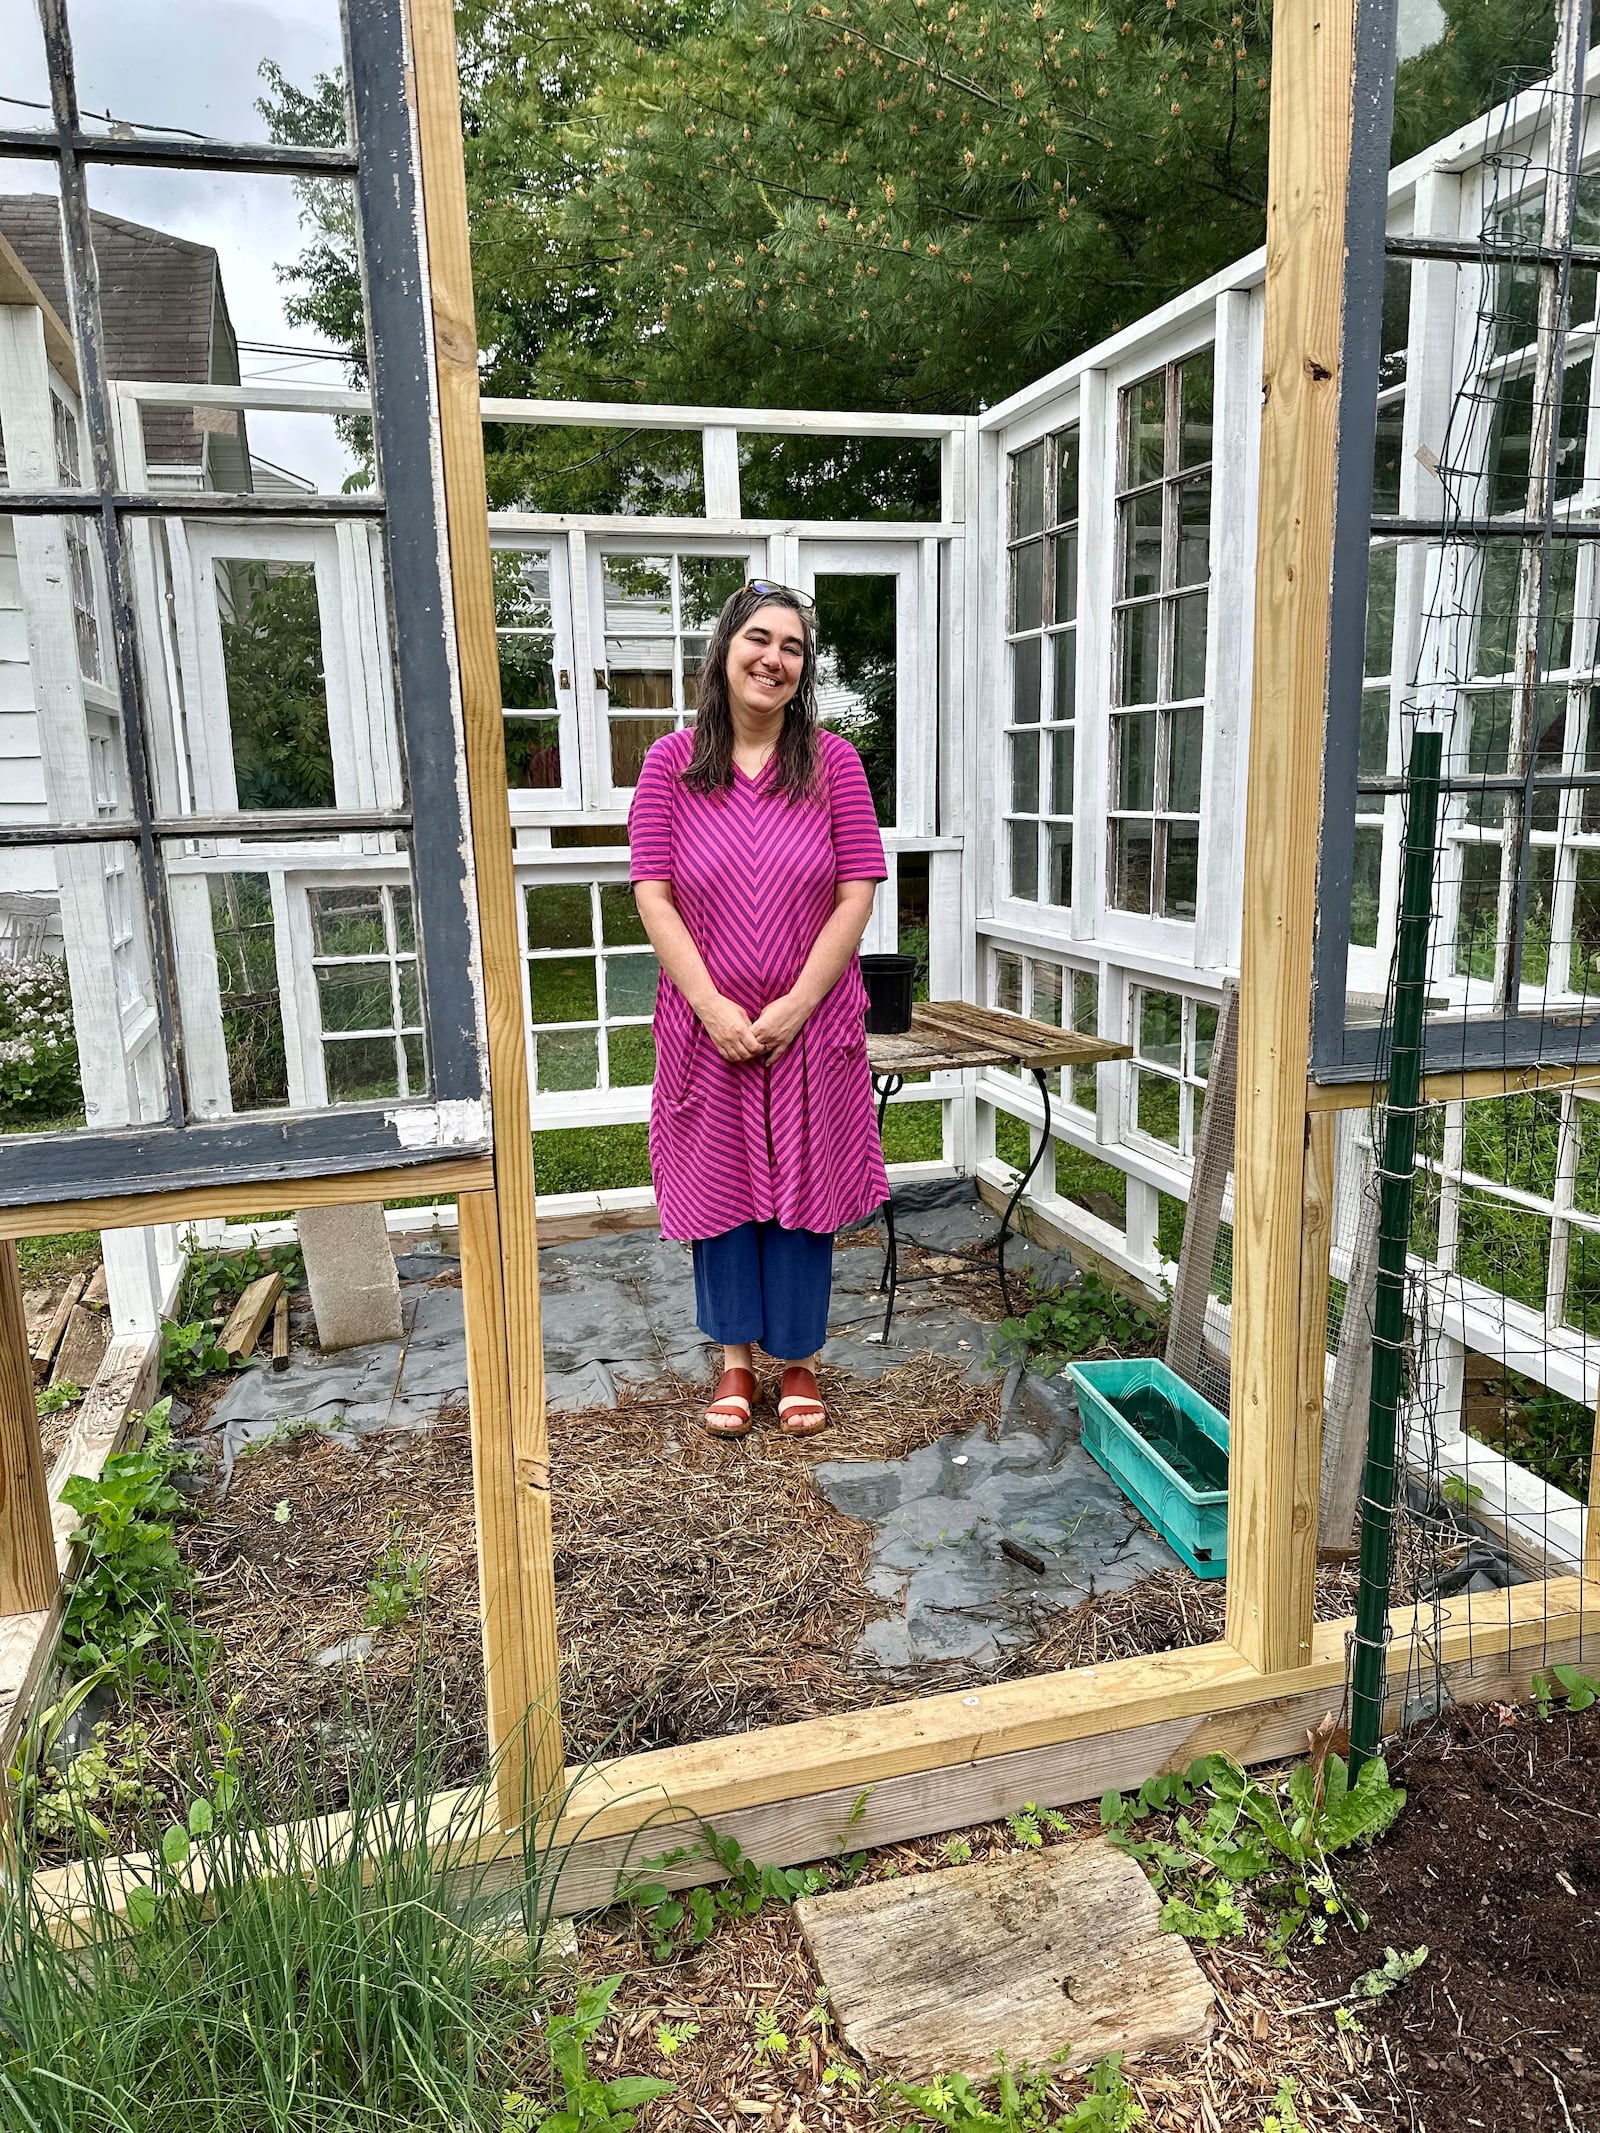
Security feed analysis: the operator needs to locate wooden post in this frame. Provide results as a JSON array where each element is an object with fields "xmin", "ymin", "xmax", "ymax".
[
  {"xmin": 406, "ymin": 0, "xmax": 564, "ymax": 1818},
  {"xmin": 1227, "ymin": 0, "xmax": 1357, "ymax": 1673},
  {"xmin": 1585, "ymin": 1387, "xmax": 1600, "ymax": 1591},
  {"xmin": 0, "ymin": 1242, "xmax": 56, "ymax": 1617}
]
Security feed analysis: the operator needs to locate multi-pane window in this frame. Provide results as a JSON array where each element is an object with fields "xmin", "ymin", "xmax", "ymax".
[
  {"xmin": 494, "ymin": 551, "xmax": 561, "ymax": 791},
  {"xmin": 52, "ymin": 396, "xmax": 101, "ymax": 683},
  {"xmin": 1109, "ymin": 351, "xmax": 1213, "ymax": 918},
  {"xmin": 1127, "ymin": 987, "xmax": 1216, "ymax": 1161},
  {"xmin": 989, "ymin": 946, "xmax": 1099, "ymax": 1114},
  {"xmin": 524, "ymin": 879, "xmax": 659, "ymax": 1093},
  {"xmin": 602, "ymin": 550, "xmax": 747, "ymax": 789},
  {"xmin": 1003, "ymin": 428, "xmax": 1078, "ymax": 904},
  {"xmin": 309, "ymin": 884, "xmax": 427, "ymax": 1103}
]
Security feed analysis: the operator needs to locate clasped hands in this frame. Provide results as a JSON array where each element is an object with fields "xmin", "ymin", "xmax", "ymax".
[{"xmin": 701, "ymin": 990, "xmax": 808, "ymax": 1065}]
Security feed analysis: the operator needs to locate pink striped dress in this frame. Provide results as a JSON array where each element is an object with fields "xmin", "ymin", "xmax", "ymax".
[{"xmin": 628, "ymin": 726, "xmax": 891, "ymax": 1242}]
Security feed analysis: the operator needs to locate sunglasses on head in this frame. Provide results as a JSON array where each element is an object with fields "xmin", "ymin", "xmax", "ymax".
[{"xmin": 740, "ymin": 578, "xmax": 817, "ymax": 614}]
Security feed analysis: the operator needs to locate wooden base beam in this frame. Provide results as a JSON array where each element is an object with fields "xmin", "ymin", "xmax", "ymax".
[{"xmin": 0, "ymin": 1158, "xmax": 494, "ymax": 1242}]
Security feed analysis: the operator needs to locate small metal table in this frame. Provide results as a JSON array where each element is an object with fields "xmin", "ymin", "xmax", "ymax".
[{"xmin": 865, "ymin": 1001, "xmax": 1133, "ymax": 1340}]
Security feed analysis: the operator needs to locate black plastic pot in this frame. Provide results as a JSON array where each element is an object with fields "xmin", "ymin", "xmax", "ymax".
[{"xmin": 859, "ymin": 953, "xmax": 917, "ymax": 1035}]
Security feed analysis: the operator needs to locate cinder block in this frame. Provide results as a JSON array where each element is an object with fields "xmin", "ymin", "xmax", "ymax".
[{"xmin": 296, "ymin": 1201, "xmax": 403, "ymax": 1351}]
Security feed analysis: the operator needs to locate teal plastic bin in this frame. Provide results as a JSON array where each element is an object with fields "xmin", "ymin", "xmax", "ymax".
[{"xmin": 1066, "ymin": 1357, "xmax": 1229, "ymax": 1579}]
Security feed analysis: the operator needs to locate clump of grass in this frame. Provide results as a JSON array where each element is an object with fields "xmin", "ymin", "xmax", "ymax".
[{"xmin": 0, "ymin": 1662, "xmax": 570, "ymax": 2133}]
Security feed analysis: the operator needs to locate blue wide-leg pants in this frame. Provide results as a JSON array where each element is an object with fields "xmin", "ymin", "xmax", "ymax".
[{"xmin": 691, "ymin": 1221, "xmax": 834, "ymax": 1358}]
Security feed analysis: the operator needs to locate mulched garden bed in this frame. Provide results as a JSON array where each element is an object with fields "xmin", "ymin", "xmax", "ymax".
[{"xmin": 1299, "ymin": 1696, "xmax": 1600, "ymax": 2133}]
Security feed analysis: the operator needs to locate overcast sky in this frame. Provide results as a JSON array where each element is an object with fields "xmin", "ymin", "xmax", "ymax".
[{"xmin": 2, "ymin": 0, "xmax": 355, "ymax": 487}]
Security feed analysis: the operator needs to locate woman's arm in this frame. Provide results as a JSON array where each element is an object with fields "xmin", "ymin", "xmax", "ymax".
[
  {"xmin": 633, "ymin": 880, "xmax": 766, "ymax": 1064},
  {"xmin": 748, "ymin": 879, "xmax": 877, "ymax": 1061}
]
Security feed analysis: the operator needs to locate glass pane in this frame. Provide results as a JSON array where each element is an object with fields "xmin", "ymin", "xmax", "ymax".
[
  {"xmin": 1462, "ymin": 689, "xmax": 1512, "ymax": 826},
  {"xmin": 1008, "ymin": 818, "xmax": 1039, "ymax": 901},
  {"xmin": 1162, "ymin": 824, "xmax": 1199, "ymax": 920},
  {"xmin": 493, "ymin": 552, "xmax": 553, "ymax": 629},
  {"xmin": 218, "ymin": 560, "xmax": 332, "ymax": 810},
  {"xmin": 600, "ymin": 882, "xmax": 650, "ymax": 947},
  {"xmin": 1193, "ymin": 1003, "xmax": 1219, "ymax": 1082},
  {"xmin": 1489, "ymin": 359, "xmax": 1590, "ymax": 515},
  {"xmin": 1052, "ymin": 531, "xmax": 1078, "ymax": 625},
  {"xmin": 994, "ymin": 950, "xmax": 1023, "ymax": 1015},
  {"xmin": 528, "ymin": 955, "xmax": 599, "ymax": 1025},
  {"xmin": 1011, "ymin": 443, "xmax": 1046, "ymax": 539},
  {"xmin": 1531, "ymin": 691, "xmax": 1568, "ymax": 832},
  {"xmin": 1011, "ymin": 539, "xmax": 1045, "ymax": 633},
  {"xmin": 606, "ymin": 1024, "xmax": 657, "ymax": 1087},
  {"xmin": 1122, "ymin": 489, "xmax": 1163, "ymax": 600},
  {"xmin": 1052, "ymin": 629, "xmax": 1076, "ymax": 723},
  {"xmin": 1072, "ymin": 972, "xmax": 1097, "ymax": 1035},
  {"xmin": 130, "ymin": 402, "xmax": 373, "ymax": 499},
  {"xmin": 505, "ymin": 716, "xmax": 563, "ymax": 791},
  {"xmin": 1178, "ymin": 350, "xmax": 1214, "ymax": 468},
  {"xmin": 72, "ymin": 0, "xmax": 348, "ymax": 146},
  {"xmin": 1358, "ymin": 690, "xmax": 1390, "ymax": 786},
  {"xmin": 402, "ymin": 1033, "xmax": 427, "ymax": 1095},
  {"xmin": 1139, "ymin": 989, "xmax": 1183, "ymax": 1067},
  {"xmin": 1110, "ymin": 820, "xmax": 1153, "ymax": 913},
  {"xmin": 1372, "ymin": 399, "xmax": 1404, "ymax": 518},
  {"xmin": 325, "ymin": 1037, "xmax": 399, "ymax": 1103},
  {"xmin": 1173, "ymin": 592, "xmax": 1208, "ymax": 699},
  {"xmin": 1053, "ymin": 431, "xmax": 1080, "ymax": 525},
  {"xmin": 1136, "ymin": 1070, "xmax": 1181, "ymax": 1146},
  {"xmin": 1046, "ymin": 823, "xmax": 1072, "ymax": 909},
  {"xmin": 1521, "ymin": 844, "xmax": 1555, "ymax": 986},
  {"xmin": 1365, "ymin": 546, "xmax": 1397, "ymax": 679},
  {"xmin": 1573, "ymin": 852, "xmax": 1600, "ymax": 996},
  {"xmin": 1012, "ymin": 636, "xmax": 1042, "ymax": 724},
  {"xmin": 1167, "ymin": 706, "xmax": 1203, "ymax": 814},
  {"xmin": 499, "ymin": 635, "xmax": 557, "ymax": 712},
  {"xmin": 1454, "ymin": 843, "xmax": 1501, "ymax": 981},
  {"xmin": 1176, "ymin": 476, "xmax": 1210, "ymax": 588},
  {"xmin": 536, "ymin": 1027, "xmax": 599, "ymax": 1093},
  {"xmin": 1475, "ymin": 540, "xmax": 1525, "ymax": 679},
  {"xmin": 606, "ymin": 639, "xmax": 675, "ymax": 711},
  {"xmin": 610, "ymin": 716, "xmax": 677, "ymax": 788},
  {"xmin": 206, "ymin": 872, "xmax": 287, "ymax": 1112},
  {"xmin": 1125, "ymin": 372, "xmax": 1166, "ymax": 487},
  {"xmin": 1351, "ymin": 827, "xmax": 1383, "ymax": 947},
  {"xmin": 680, "ymin": 554, "xmax": 749, "ymax": 627},
  {"xmin": 316, "ymin": 965, "xmax": 393, "ymax": 1034},
  {"xmin": 813, "ymin": 573, "xmax": 898, "ymax": 827},
  {"xmin": 1583, "ymin": 691, "xmax": 1600, "ymax": 834},
  {"xmin": 1115, "ymin": 710, "xmax": 1157, "ymax": 811},
  {"xmin": 604, "ymin": 952, "xmax": 659, "ymax": 1018},
  {"xmin": 1030, "ymin": 961, "xmax": 1063, "ymax": 1026},
  {"xmin": 603, "ymin": 554, "xmax": 673, "ymax": 630},
  {"xmin": 1378, "ymin": 260, "xmax": 1411, "ymax": 389},
  {"xmin": 527, "ymin": 883, "xmax": 592, "ymax": 952},
  {"xmin": 311, "ymin": 887, "xmax": 385, "ymax": 956},
  {"xmin": 1049, "ymin": 727, "xmax": 1075, "ymax": 816},
  {"xmin": 1118, "ymin": 602, "xmax": 1160, "ymax": 705},
  {"xmin": 1010, "ymin": 730, "xmax": 1040, "ymax": 814}
]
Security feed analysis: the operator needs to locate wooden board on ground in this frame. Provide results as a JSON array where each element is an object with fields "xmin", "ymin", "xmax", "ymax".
[
  {"xmin": 50, "ymin": 1304, "xmax": 108, "ymax": 1392},
  {"xmin": 793, "ymin": 1839, "xmax": 1213, "ymax": 2079},
  {"xmin": 26, "ymin": 1273, "xmax": 85, "ymax": 1380},
  {"xmin": 271, "ymin": 1291, "xmax": 291, "ymax": 1372},
  {"xmin": 221, "ymin": 1272, "xmax": 284, "ymax": 1361}
]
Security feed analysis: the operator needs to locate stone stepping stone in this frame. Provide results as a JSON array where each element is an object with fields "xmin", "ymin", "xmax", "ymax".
[{"xmin": 794, "ymin": 1838, "xmax": 1214, "ymax": 2080}]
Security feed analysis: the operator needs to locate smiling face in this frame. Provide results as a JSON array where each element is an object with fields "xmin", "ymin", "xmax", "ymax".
[{"xmin": 724, "ymin": 601, "xmax": 807, "ymax": 725}]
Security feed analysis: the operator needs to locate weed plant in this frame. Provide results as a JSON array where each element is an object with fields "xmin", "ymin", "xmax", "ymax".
[
  {"xmin": 989, "ymin": 1274, "xmax": 1163, "ymax": 1378},
  {"xmin": 0, "ymin": 1662, "xmax": 573, "ymax": 2133}
]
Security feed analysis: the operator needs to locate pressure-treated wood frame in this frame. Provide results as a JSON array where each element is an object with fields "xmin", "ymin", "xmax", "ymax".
[{"xmin": 7, "ymin": 0, "xmax": 1599, "ymax": 1925}]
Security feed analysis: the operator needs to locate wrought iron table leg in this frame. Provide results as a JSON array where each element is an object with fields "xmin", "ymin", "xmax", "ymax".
[
  {"xmin": 872, "ymin": 1072, "xmax": 904, "ymax": 1339},
  {"xmin": 996, "ymin": 1067, "xmax": 1053, "ymax": 1320}
]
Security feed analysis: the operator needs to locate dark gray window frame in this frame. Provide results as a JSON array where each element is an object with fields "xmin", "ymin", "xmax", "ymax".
[
  {"xmin": 0, "ymin": 0, "xmax": 489, "ymax": 1207},
  {"xmin": 1311, "ymin": 0, "xmax": 1600, "ymax": 1082}
]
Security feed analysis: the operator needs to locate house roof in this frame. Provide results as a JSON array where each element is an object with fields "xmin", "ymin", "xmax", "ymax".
[{"xmin": 0, "ymin": 194, "xmax": 250, "ymax": 484}]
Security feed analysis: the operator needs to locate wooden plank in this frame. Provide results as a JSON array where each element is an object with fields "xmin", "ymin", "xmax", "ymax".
[
  {"xmin": 26, "ymin": 1272, "xmax": 85, "ymax": 1381},
  {"xmin": 1227, "ymin": 0, "xmax": 1354, "ymax": 1676},
  {"xmin": 912, "ymin": 1000, "xmax": 1132, "ymax": 1071},
  {"xmin": 0, "ymin": 1157, "xmax": 494, "ymax": 1241},
  {"xmin": 793, "ymin": 1844, "xmax": 1214, "ymax": 2077},
  {"xmin": 271, "ymin": 1292, "xmax": 291, "ymax": 1373},
  {"xmin": 219, "ymin": 1272, "xmax": 283, "ymax": 1361},
  {"xmin": 1307, "ymin": 1060, "xmax": 1600, "ymax": 1113},
  {"xmin": 50, "ymin": 1305, "xmax": 109, "ymax": 1394},
  {"xmin": 0, "ymin": 1241, "xmax": 54, "ymax": 1615},
  {"xmin": 80, "ymin": 1266, "xmax": 107, "ymax": 1311},
  {"xmin": 32, "ymin": 1579, "xmax": 1591, "ymax": 1934},
  {"xmin": 408, "ymin": 0, "xmax": 564, "ymax": 1815}
]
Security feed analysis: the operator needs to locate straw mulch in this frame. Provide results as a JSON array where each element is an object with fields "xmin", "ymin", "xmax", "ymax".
[{"xmin": 565, "ymin": 1809, "xmax": 1398, "ymax": 2132}]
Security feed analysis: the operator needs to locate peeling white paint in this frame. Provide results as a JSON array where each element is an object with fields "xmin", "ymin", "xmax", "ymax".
[{"xmin": 386, "ymin": 1097, "xmax": 486, "ymax": 1148}]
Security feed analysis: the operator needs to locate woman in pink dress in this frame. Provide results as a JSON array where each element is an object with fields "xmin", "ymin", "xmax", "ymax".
[{"xmin": 629, "ymin": 581, "xmax": 890, "ymax": 1437}]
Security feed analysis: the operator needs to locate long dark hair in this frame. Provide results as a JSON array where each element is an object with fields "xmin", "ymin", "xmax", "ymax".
[{"xmin": 682, "ymin": 584, "xmax": 821, "ymax": 803}]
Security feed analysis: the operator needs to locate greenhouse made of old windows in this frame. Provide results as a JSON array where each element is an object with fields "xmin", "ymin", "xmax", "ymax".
[{"xmin": 3, "ymin": 0, "xmax": 1600, "ymax": 1905}]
